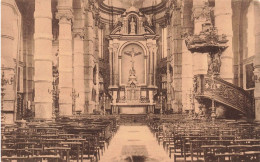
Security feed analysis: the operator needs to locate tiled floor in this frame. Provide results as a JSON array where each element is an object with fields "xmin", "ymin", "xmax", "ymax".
[{"xmin": 100, "ymin": 125, "xmax": 171, "ymax": 162}]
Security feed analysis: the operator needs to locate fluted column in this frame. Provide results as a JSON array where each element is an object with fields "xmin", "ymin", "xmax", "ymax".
[
  {"xmin": 215, "ymin": 0, "xmax": 233, "ymax": 83},
  {"xmin": 113, "ymin": 43, "xmax": 119, "ymax": 86},
  {"xmin": 34, "ymin": 0, "xmax": 53, "ymax": 119},
  {"xmin": 56, "ymin": 0, "xmax": 73, "ymax": 116},
  {"xmin": 254, "ymin": 1, "xmax": 260, "ymax": 121}
]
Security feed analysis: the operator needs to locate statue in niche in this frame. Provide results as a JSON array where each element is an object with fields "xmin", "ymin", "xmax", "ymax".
[
  {"xmin": 129, "ymin": 17, "xmax": 136, "ymax": 34},
  {"xmin": 208, "ymin": 52, "xmax": 221, "ymax": 75}
]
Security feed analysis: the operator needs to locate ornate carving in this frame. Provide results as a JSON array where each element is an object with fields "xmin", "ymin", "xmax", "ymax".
[
  {"xmin": 184, "ymin": 23, "xmax": 228, "ymax": 54},
  {"xmin": 56, "ymin": 11, "xmax": 73, "ymax": 21},
  {"xmin": 145, "ymin": 14, "xmax": 153, "ymax": 27},
  {"xmin": 113, "ymin": 15, "xmax": 122, "ymax": 26},
  {"xmin": 192, "ymin": 4, "xmax": 212, "ymax": 21},
  {"xmin": 195, "ymin": 75, "xmax": 254, "ymax": 116},
  {"xmin": 208, "ymin": 52, "xmax": 221, "ymax": 75},
  {"xmin": 73, "ymin": 28, "xmax": 85, "ymax": 39}
]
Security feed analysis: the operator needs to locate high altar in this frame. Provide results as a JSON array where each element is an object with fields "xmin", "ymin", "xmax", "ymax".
[{"xmin": 108, "ymin": 4, "xmax": 158, "ymax": 114}]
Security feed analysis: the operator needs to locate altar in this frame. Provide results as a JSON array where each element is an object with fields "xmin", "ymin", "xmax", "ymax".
[{"xmin": 107, "ymin": 4, "xmax": 158, "ymax": 114}]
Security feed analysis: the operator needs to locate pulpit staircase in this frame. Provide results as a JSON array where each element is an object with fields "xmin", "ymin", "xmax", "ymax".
[{"xmin": 194, "ymin": 75, "xmax": 254, "ymax": 118}]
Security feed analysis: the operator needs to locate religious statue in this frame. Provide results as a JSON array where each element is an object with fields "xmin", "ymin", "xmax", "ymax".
[
  {"xmin": 145, "ymin": 14, "xmax": 153, "ymax": 26},
  {"xmin": 208, "ymin": 52, "xmax": 221, "ymax": 75},
  {"xmin": 129, "ymin": 17, "xmax": 136, "ymax": 34}
]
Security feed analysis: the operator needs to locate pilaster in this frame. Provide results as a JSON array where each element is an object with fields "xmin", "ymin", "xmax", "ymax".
[{"xmin": 113, "ymin": 43, "xmax": 119, "ymax": 86}]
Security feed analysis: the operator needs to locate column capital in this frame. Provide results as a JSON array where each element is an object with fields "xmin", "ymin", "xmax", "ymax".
[
  {"xmin": 152, "ymin": 45, "xmax": 158, "ymax": 52},
  {"xmin": 56, "ymin": 10, "xmax": 73, "ymax": 21},
  {"xmin": 146, "ymin": 43, "xmax": 153, "ymax": 52},
  {"xmin": 73, "ymin": 28, "xmax": 85, "ymax": 39},
  {"xmin": 112, "ymin": 43, "xmax": 120, "ymax": 53},
  {"xmin": 108, "ymin": 47, "xmax": 114, "ymax": 53}
]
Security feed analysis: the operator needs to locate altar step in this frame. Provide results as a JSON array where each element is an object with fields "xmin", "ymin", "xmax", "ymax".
[{"xmin": 119, "ymin": 114, "xmax": 147, "ymax": 125}]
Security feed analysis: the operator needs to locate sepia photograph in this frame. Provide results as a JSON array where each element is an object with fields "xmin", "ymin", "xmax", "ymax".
[{"xmin": 1, "ymin": 0, "xmax": 260, "ymax": 161}]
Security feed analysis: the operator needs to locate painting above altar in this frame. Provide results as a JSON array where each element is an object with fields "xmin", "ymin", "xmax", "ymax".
[{"xmin": 121, "ymin": 43, "xmax": 145, "ymax": 85}]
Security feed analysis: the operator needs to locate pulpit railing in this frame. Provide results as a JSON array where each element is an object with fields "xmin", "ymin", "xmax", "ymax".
[{"xmin": 194, "ymin": 75, "xmax": 254, "ymax": 117}]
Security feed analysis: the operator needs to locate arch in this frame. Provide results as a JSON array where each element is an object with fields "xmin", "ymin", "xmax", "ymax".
[
  {"xmin": 118, "ymin": 42, "xmax": 148, "ymax": 86},
  {"xmin": 118, "ymin": 41, "xmax": 148, "ymax": 57}
]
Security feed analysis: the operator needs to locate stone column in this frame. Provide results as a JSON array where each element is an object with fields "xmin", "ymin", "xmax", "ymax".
[
  {"xmin": 34, "ymin": 0, "xmax": 53, "ymax": 119},
  {"xmin": 166, "ymin": 26, "xmax": 172, "ymax": 111},
  {"xmin": 113, "ymin": 43, "xmax": 119, "ymax": 86},
  {"xmin": 254, "ymin": 1, "xmax": 260, "ymax": 121},
  {"xmin": 192, "ymin": 0, "xmax": 208, "ymax": 76},
  {"xmin": 150, "ymin": 46, "xmax": 154, "ymax": 86},
  {"xmin": 108, "ymin": 47, "xmax": 113, "ymax": 86},
  {"xmin": 182, "ymin": 0, "xmax": 194, "ymax": 112},
  {"xmin": 73, "ymin": 3, "xmax": 85, "ymax": 114},
  {"xmin": 172, "ymin": 5, "xmax": 183, "ymax": 113},
  {"xmin": 95, "ymin": 63, "xmax": 99, "ymax": 110},
  {"xmin": 56, "ymin": 0, "xmax": 73, "ymax": 116},
  {"xmin": 215, "ymin": 0, "xmax": 234, "ymax": 83},
  {"xmin": 85, "ymin": 5, "xmax": 95, "ymax": 113},
  {"xmin": 153, "ymin": 45, "xmax": 158, "ymax": 87},
  {"xmin": 147, "ymin": 43, "xmax": 153, "ymax": 86},
  {"xmin": 73, "ymin": 29, "xmax": 85, "ymax": 113}
]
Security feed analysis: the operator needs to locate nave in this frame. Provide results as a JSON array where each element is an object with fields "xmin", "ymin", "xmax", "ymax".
[
  {"xmin": 2, "ymin": 114, "xmax": 260, "ymax": 162},
  {"xmin": 100, "ymin": 125, "xmax": 171, "ymax": 162}
]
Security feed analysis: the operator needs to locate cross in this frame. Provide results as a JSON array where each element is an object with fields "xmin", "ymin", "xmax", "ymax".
[{"xmin": 124, "ymin": 48, "xmax": 142, "ymax": 69}]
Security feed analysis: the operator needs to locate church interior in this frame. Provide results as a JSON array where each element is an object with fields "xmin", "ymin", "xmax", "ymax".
[{"xmin": 1, "ymin": 0, "xmax": 260, "ymax": 161}]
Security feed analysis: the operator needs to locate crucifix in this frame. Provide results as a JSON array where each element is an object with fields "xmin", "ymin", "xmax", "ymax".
[{"xmin": 124, "ymin": 48, "xmax": 142, "ymax": 70}]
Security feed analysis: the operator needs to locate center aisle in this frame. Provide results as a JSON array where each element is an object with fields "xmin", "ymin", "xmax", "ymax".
[{"xmin": 100, "ymin": 125, "xmax": 171, "ymax": 162}]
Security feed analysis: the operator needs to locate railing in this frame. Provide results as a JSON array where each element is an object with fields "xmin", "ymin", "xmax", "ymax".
[
  {"xmin": 194, "ymin": 75, "xmax": 254, "ymax": 116},
  {"xmin": 117, "ymin": 96, "xmax": 150, "ymax": 103}
]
